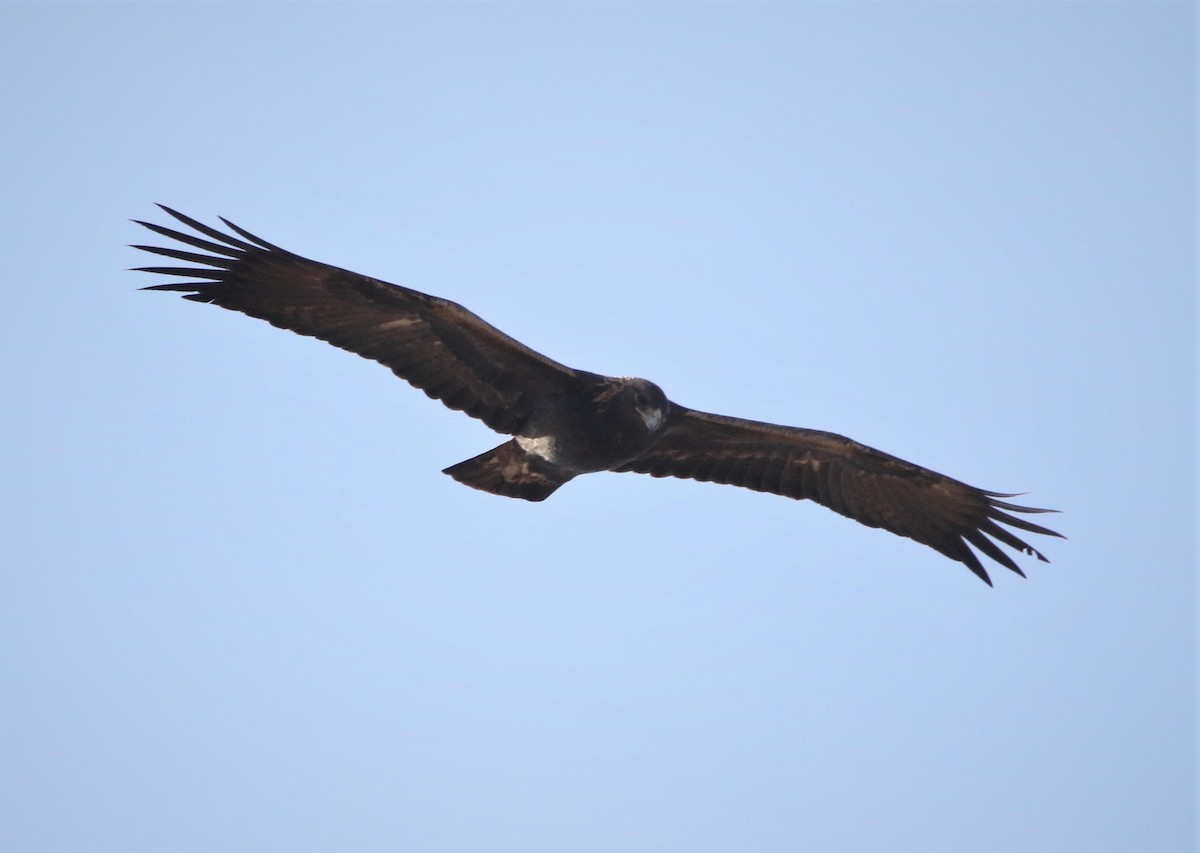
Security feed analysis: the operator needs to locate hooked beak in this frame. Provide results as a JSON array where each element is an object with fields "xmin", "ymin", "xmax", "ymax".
[{"xmin": 637, "ymin": 404, "xmax": 664, "ymax": 432}]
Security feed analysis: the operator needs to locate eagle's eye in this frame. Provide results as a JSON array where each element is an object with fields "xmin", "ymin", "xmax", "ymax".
[{"xmin": 634, "ymin": 390, "xmax": 648, "ymax": 406}]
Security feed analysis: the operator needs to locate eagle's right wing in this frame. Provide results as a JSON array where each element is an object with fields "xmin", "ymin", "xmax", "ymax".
[{"xmin": 133, "ymin": 206, "xmax": 588, "ymax": 435}]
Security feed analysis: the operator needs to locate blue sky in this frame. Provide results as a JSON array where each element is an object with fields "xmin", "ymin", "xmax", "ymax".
[{"xmin": 2, "ymin": 3, "xmax": 1194, "ymax": 852}]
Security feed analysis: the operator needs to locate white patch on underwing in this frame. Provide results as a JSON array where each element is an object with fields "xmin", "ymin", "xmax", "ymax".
[
  {"xmin": 374, "ymin": 317, "xmax": 421, "ymax": 332},
  {"xmin": 517, "ymin": 435, "xmax": 557, "ymax": 462}
]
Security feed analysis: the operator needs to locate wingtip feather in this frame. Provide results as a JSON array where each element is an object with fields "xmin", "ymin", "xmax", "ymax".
[{"xmin": 218, "ymin": 216, "xmax": 281, "ymax": 251}]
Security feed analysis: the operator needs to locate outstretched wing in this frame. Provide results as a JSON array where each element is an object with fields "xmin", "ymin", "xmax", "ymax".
[
  {"xmin": 132, "ymin": 206, "xmax": 588, "ymax": 435},
  {"xmin": 616, "ymin": 407, "xmax": 1062, "ymax": 584}
]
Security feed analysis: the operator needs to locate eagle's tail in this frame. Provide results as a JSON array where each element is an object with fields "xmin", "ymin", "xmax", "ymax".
[{"xmin": 443, "ymin": 440, "xmax": 573, "ymax": 502}]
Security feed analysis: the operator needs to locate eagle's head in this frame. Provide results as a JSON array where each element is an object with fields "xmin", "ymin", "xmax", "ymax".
[{"xmin": 605, "ymin": 376, "xmax": 668, "ymax": 434}]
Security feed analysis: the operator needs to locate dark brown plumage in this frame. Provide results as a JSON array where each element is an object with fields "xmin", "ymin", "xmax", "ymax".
[{"xmin": 133, "ymin": 206, "xmax": 1062, "ymax": 584}]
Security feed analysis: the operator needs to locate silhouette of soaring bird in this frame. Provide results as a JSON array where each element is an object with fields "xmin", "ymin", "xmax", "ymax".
[{"xmin": 133, "ymin": 206, "xmax": 1062, "ymax": 584}]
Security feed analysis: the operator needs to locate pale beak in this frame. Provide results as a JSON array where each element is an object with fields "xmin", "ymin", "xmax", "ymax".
[{"xmin": 638, "ymin": 405, "xmax": 663, "ymax": 431}]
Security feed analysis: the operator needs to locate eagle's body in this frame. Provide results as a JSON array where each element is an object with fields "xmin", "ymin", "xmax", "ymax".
[
  {"xmin": 446, "ymin": 374, "xmax": 669, "ymax": 501},
  {"xmin": 133, "ymin": 206, "xmax": 1062, "ymax": 585}
]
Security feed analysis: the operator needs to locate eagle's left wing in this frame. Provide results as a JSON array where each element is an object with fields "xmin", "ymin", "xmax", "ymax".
[{"xmin": 615, "ymin": 406, "xmax": 1062, "ymax": 584}]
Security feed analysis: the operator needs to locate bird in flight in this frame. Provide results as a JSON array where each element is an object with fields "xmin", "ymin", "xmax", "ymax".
[{"xmin": 133, "ymin": 206, "xmax": 1061, "ymax": 585}]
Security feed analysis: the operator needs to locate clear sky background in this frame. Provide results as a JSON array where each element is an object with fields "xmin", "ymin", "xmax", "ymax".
[{"xmin": 2, "ymin": 4, "xmax": 1194, "ymax": 852}]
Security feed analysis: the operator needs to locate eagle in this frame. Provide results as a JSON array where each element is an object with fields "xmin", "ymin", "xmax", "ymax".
[{"xmin": 133, "ymin": 206, "xmax": 1061, "ymax": 585}]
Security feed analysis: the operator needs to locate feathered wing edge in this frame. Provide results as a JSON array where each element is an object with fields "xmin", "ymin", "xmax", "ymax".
[
  {"xmin": 913, "ymin": 489, "xmax": 1061, "ymax": 585},
  {"xmin": 616, "ymin": 408, "xmax": 1063, "ymax": 585}
]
